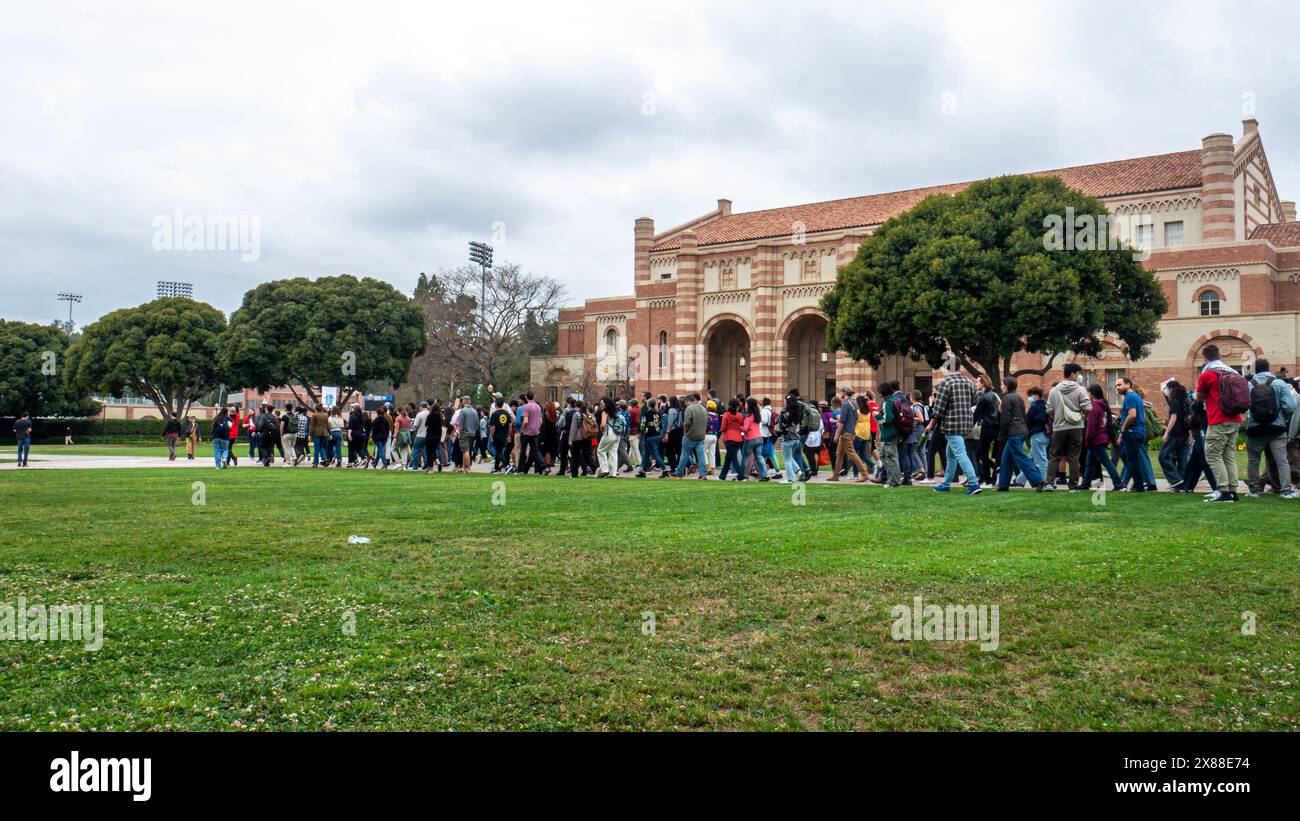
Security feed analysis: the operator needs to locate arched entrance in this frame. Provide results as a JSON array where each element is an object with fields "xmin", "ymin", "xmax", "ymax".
[
  {"xmin": 785, "ymin": 314, "xmax": 834, "ymax": 402},
  {"xmin": 706, "ymin": 319, "xmax": 750, "ymax": 399}
]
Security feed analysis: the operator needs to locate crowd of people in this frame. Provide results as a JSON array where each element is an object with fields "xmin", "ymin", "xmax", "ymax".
[{"xmin": 178, "ymin": 343, "xmax": 1300, "ymax": 502}]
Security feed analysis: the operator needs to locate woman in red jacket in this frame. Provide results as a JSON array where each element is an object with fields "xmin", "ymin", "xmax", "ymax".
[
  {"xmin": 226, "ymin": 405, "xmax": 241, "ymax": 466},
  {"xmin": 717, "ymin": 399, "xmax": 746, "ymax": 480}
]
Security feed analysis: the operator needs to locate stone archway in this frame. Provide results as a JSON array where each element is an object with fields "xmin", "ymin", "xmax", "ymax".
[
  {"xmin": 784, "ymin": 313, "xmax": 834, "ymax": 402},
  {"xmin": 705, "ymin": 318, "xmax": 750, "ymax": 399}
]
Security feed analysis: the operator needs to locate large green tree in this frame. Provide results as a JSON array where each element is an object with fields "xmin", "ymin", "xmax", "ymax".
[
  {"xmin": 220, "ymin": 274, "xmax": 426, "ymax": 406},
  {"xmin": 822, "ymin": 175, "xmax": 1168, "ymax": 386},
  {"xmin": 0, "ymin": 320, "xmax": 101, "ymax": 417},
  {"xmin": 64, "ymin": 298, "xmax": 229, "ymax": 420}
]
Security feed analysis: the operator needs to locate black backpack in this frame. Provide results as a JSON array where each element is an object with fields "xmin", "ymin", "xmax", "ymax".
[{"xmin": 1248, "ymin": 376, "xmax": 1281, "ymax": 431}]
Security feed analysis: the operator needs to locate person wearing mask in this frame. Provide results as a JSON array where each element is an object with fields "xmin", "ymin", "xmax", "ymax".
[{"xmin": 996, "ymin": 377, "xmax": 1045, "ymax": 491}]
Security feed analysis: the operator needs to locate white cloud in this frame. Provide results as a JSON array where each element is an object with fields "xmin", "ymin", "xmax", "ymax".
[{"xmin": 1, "ymin": 0, "xmax": 1298, "ymax": 325}]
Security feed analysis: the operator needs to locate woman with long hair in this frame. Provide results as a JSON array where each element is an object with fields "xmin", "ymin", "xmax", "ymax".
[
  {"xmin": 1083, "ymin": 382, "xmax": 1123, "ymax": 490},
  {"xmin": 595, "ymin": 396, "xmax": 621, "ymax": 477},
  {"xmin": 972, "ymin": 373, "xmax": 1001, "ymax": 486},
  {"xmin": 740, "ymin": 397, "xmax": 770, "ymax": 481},
  {"xmin": 1158, "ymin": 380, "xmax": 1190, "ymax": 489},
  {"xmin": 328, "ymin": 405, "xmax": 345, "ymax": 468}
]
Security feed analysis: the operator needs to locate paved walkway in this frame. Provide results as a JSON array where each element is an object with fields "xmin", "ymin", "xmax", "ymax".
[{"xmin": 2, "ymin": 450, "xmax": 1194, "ymax": 491}]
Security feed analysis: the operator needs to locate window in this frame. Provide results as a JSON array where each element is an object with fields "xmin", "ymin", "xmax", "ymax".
[
  {"xmin": 657, "ymin": 330, "xmax": 669, "ymax": 370},
  {"xmin": 1135, "ymin": 223, "xmax": 1153, "ymax": 249},
  {"xmin": 1199, "ymin": 291, "xmax": 1221, "ymax": 317},
  {"xmin": 603, "ymin": 328, "xmax": 623, "ymax": 380},
  {"xmin": 802, "ymin": 258, "xmax": 819, "ymax": 282},
  {"xmin": 1163, "ymin": 221, "xmax": 1184, "ymax": 248},
  {"xmin": 720, "ymin": 263, "xmax": 736, "ymax": 290}
]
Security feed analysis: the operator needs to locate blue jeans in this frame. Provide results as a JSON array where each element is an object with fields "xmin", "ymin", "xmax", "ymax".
[
  {"xmin": 410, "ymin": 436, "xmax": 425, "ymax": 469},
  {"xmin": 313, "ymin": 435, "xmax": 330, "ymax": 465},
  {"xmin": 372, "ymin": 437, "xmax": 388, "ymax": 468},
  {"xmin": 248, "ymin": 432, "xmax": 259, "ymax": 458},
  {"xmin": 940, "ymin": 434, "xmax": 979, "ymax": 489},
  {"xmin": 1120, "ymin": 432, "xmax": 1148, "ymax": 491},
  {"xmin": 997, "ymin": 434, "xmax": 1042, "ymax": 489},
  {"xmin": 762, "ymin": 436, "xmax": 776, "ymax": 467},
  {"xmin": 212, "ymin": 437, "xmax": 229, "ymax": 468},
  {"xmin": 1086, "ymin": 443, "xmax": 1122, "ymax": 487},
  {"xmin": 642, "ymin": 434, "xmax": 666, "ymax": 471},
  {"xmin": 1029, "ymin": 432, "xmax": 1049, "ymax": 480},
  {"xmin": 781, "ymin": 439, "xmax": 802, "ymax": 482},
  {"xmin": 675, "ymin": 437, "xmax": 707, "ymax": 477},
  {"xmin": 742, "ymin": 438, "xmax": 768, "ymax": 479},
  {"xmin": 16, "ymin": 436, "xmax": 31, "ymax": 465}
]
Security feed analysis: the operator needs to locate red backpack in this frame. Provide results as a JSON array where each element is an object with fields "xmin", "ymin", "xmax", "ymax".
[
  {"xmin": 1217, "ymin": 370, "xmax": 1252, "ymax": 416},
  {"xmin": 892, "ymin": 395, "xmax": 915, "ymax": 436}
]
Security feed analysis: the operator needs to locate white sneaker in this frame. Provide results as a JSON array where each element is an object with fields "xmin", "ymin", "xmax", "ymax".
[
  {"xmin": 1281, "ymin": 490, "xmax": 1300, "ymax": 499},
  {"xmin": 1204, "ymin": 491, "xmax": 1221, "ymax": 502}
]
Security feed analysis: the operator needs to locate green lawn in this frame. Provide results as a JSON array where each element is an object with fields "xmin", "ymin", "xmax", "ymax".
[{"xmin": 0, "ymin": 468, "xmax": 1295, "ymax": 731}]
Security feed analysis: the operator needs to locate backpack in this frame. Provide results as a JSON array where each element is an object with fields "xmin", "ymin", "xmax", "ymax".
[
  {"xmin": 581, "ymin": 412, "xmax": 598, "ymax": 439},
  {"xmin": 612, "ymin": 413, "xmax": 628, "ymax": 437},
  {"xmin": 893, "ymin": 395, "xmax": 915, "ymax": 436},
  {"xmin": 1144, "ymin": 406, "xmax": 1165, "ymax": 441},
  {"xmin": 1190, "ymin": 399, "xmax": 1208, "ymax": 431},
  {"xmin": 799, "ymin": 401, "xmax": 821, "ymax": 436},
  {"xmin": 1217, "ymin": 369, "xmax": 1252, "ymax": 416},
  {"xmin": 212, "ymin": 417, "xmax": 231, "ymax": 439},
  {"xmin": 639, "ymin": 409, "xmax": 660, "ymax": 436},
  {"xmin": 1248, "ymin": 376, "xmax": 1280, "ymax": 430}
]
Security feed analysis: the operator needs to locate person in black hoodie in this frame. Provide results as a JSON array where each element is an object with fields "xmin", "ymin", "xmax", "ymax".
[
  {"xmin": 1158, "ymin": 380, "xmax": 1191, "ymax": 489},
  {"xmin": 346, "ymin": 404, "xmax": 366, "ymax": 466},
  {"xmin": 424, "ymin": 400, "xmax": 443, "ymax": 473},
  {"xmin": 972, "ymin": 375, "xmax": 1002, "ymax": 486},
  {"xmin": 369, "ymin": 407, "xmax": 390, "ymax": 469}
]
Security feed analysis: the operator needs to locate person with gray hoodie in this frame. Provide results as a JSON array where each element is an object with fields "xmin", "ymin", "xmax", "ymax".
[{"xmin": 1043, "ymin": 362, "xmax": 1092, "ymax": 491}]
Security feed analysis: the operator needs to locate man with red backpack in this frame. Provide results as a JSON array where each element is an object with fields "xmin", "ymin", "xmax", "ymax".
[{"xmin": 1193, "ymin": 343, "xmax": 1249, "ymax": 502}]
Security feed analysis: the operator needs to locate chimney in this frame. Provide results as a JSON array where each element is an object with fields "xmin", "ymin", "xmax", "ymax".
[
  {"xmin": 717, "ymin": 198, "xmax": 732, "ymax": 216},
  {"xmin": 634, "ymin": 217, "xmax": 654, "ymax": 286},
  {"xmin": 1282, "ymin": 201, "xmax": 1297, "ymax": 223},
  {"xmin": 1243, "ymin": 118, "xmax": 1259, "ymax": 138},
  {"xmin": 1200, "ymin": 133, "xmax": 1236, "ymax": 242}
]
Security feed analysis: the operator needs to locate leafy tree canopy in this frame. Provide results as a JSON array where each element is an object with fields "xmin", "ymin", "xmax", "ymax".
[
  {"xmin": 64, "ymin": 297, "xmax": 228, "ymax": 420},
  {"xmin": 0, "ymin": 320, "xmax": 101, "ymax": 417},
  {"xmin": 822, "ymin": 175, "xmax": 1168, "ymax": 385},
  {"xmin": 220, "ymin": 274, "xmax": 426, "ymax": 406}
]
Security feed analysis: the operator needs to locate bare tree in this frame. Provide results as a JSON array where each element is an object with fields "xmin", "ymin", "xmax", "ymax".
[{"xmin": 407, "ymin": 263, "xmax": 566, "ymax": 401}]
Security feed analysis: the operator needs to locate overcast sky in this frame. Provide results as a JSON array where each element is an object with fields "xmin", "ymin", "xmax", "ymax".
[{"xmin": 3, "ymin": 0, "xmax": 1298, "ymax": 327}]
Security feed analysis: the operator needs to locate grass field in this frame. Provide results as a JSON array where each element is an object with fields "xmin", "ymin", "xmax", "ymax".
[{"xmin": 0, "ymin": 468, "xmax": 1296, "ymax": 731}]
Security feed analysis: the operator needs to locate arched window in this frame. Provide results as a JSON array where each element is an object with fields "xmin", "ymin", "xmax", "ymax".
[
  {"xmin": 602, "ymin": 328, "xmax": 623, "ymax": 380},
  {"xmin": 1199, "ymin": 290, "xmax": 1221, "ymax": 317},
  {"xmin": 658, "ymin": 330, "xmax": 669, "ymax": 370}
]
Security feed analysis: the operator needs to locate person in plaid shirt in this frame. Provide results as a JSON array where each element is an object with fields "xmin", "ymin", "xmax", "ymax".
[{"xmin": 925, "ymin": 367, "xmax": 982, "ymax": 494}]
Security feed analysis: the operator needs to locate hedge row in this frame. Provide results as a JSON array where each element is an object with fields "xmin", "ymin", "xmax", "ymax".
[{"xmin": 1, "ymin": 417, "xmax": 177, "ymax": 441}]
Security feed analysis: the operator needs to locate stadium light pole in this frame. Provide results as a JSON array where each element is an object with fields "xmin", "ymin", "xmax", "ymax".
[
  {"xmin": 57, "ymin": 292, "xmax": 83, "ymax": 333},
  {"xmin": 467, "ymin": 241, "xmax": 493, "ymax": 329}
]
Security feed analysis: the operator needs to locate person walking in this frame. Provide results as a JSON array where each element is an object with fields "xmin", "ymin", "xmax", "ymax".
[
  {"xmin": 925, "ymin": 368, "xmax": 982, "ymax": 495},
  {"xmin": 1194, "ymin": 344, "xmax": 1248, "ymax": 502},
  {"xmin": 636, "ymin": 397, "xmax": 667, "ymax": 476},
  {"xmin": 310, "ymin": 404, "xmax": 331, "ymax": 467},
  {"xmin": 455, "ymin": 396, "xmax": 479, "ymax": 473},
  {"xmin": 673, "ymin": 394, "xmax": 709, "ymax": 479},
  {"xmin": 827, "ymin": 387, "xmax": 869, "ymax": 483},
  {"xmin": 489, "ymin": 399, "xmax": 514, "ymax": 474},
  {"xmin": 995, "ymin": 377, "xmax": 1045, "ymax": 491},
  {"xmin": 739, "ymin": 398, "xmax": 770, "ymax": 481},
  {"xmin": 328, "ymin": 406, "xmax": 345, "ymax": 467},
  {"xmin": 774, "ymin": 395, "xmax": 804, "ymax": 484},
  {"xmin": 281, "ymin": 407, "xmax": 298, "ymax": 465},
  {"xmin": 163, "ymin": 415, "xmax": 181, "ymax": 461},
  {"xmin": 13, "ymin": 412, "xmax": 33, "ymax": 467},
  {"xmin": 182, "ymin": 414, "xmax": 199, "ymax": 460},
  {"xmin": 1243, "ymin": 357, "xmax": 1298, "ymax": 499},
  {"xmin": 369, "ymin": 406, "xmax": 391, "ymax": 469},
  {"xmin": 1158, "ymin": 380, "xmax": 1191, "ymax": 489},
  {"xmin": 1114, "ymin": 377, "xmax": 1148, "ymax": 492},
  {"xmin": 210, "ymin": 408, "xmax": 231, "ymax": 469},
  {"xmin": 596, "ymin": 396, "xmax": 623, "ymax": 477},
  {"xmin": 1082, "ymin": 383, "xmax": 1123, "ymax": 490},
  {"xmin": 1043, "ymin": 363, "xmax": 1091, "ymax": 491},
  {"xmin": 717, "ymin": 399, "xmax": 745, "ymax": 480}
]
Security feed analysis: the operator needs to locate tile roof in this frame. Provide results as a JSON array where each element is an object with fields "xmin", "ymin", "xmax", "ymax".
[
  {"xmin": 1250, "ymin": 221, "xmax": 1300, "ymax": 248},
  {"xmin": 653, "ymin": 149, "xmax": 1204, "ymax": 250}
]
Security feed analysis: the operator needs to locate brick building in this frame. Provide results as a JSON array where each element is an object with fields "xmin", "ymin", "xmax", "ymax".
[{"xmin": 532, "ymin": 119, "xmax": 1299, "ymax": 405}]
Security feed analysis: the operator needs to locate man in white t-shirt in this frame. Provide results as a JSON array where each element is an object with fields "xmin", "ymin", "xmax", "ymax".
[{"xmin": 411, "ymin": 402, "xmax": 430, "ymax": 470}]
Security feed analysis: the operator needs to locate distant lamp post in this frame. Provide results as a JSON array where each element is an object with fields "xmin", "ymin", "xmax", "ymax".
[
  {"xmin": 57, "ymin": 292, "xmax": 82, "ymax": 333},
  {"xmin": 468, "ymin": 241, "xmax": 494, "ymax": 328},
  {"xmin": 820, "ymin": 351, "xmax": 829, "ymax": 363},
  {"xmin": 739, "ymin": 354, "xmax": 747, "ymax": 368}
]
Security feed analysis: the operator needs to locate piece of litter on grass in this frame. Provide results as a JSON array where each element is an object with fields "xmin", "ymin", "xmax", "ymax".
[{"xmin": 348, "ymin": 535, "xmax": 372, "ymax": 544}]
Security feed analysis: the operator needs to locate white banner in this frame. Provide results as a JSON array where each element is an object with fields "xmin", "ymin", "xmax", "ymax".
[{"xmin": 321, "ymin": 386, "xmax": 339, "ymax": 408}]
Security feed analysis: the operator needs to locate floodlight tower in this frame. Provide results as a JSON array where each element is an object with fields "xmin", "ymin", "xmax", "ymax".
[
  {"xmin": 467, "ymin": 241, "xmax": 494, "ymax": 328},
  {"xmin": 57, "ymin": 292, "xmax": 82, "ymax": 333}
]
